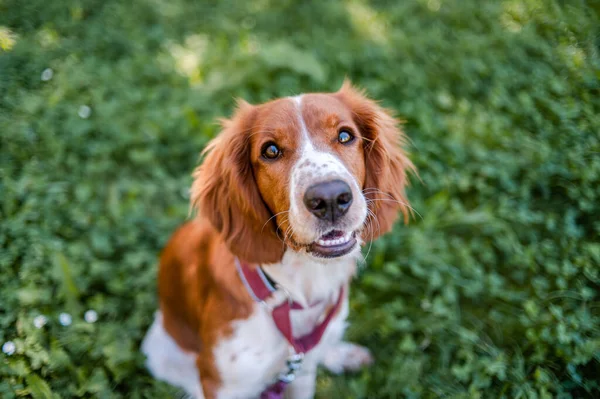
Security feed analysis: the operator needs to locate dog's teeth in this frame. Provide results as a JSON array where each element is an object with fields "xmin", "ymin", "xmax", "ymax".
[{"xmin": 316, "ymin": 232, "xmax": 355, "ymax": 247}]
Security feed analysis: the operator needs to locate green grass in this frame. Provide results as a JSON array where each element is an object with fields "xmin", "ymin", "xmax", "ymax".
[{"xmin": 1, "ymin": 0, "xmax": 599, "ymax": 397}]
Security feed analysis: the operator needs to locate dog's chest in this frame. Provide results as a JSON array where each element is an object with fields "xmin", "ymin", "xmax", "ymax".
[{"xmin": 212, "ymin": 300, "xmax": 342, "ymax": 398}]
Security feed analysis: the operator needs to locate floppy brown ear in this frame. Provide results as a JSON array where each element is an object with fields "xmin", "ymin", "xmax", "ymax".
[
  {"xmin": 336, "ymin": 81, "xmax": 415, "ymax": 240},
  {"xmin": 190, "ymin": 101, "xmax": 285, "ymax": 264}
]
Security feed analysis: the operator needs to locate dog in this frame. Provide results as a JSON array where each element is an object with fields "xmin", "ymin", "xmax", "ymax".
[{"xmin": 141, "ymin": 81, "xmax": 414, "ymax": 399}]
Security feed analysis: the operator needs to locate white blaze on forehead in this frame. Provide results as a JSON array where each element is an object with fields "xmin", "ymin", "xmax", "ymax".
[
  {"xmin": 289, "ymin": 95, "xmax": 355, "ymax": 184},
  {"xmin": 287, "ymin": 95, "xmax": 367, "ymax": 243},
  {"xmin": 291, "ymin": 95, "xmax": 310, "ymax": 143}
]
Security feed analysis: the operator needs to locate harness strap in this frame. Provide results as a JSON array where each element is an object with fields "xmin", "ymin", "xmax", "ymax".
[
  {"xmin": 234, "ymin": 258, "xmax": 345, "ymax": 398},
  {"xmin": 235, "ymin": 257, "xmax": 306, "ymax": 309},
  {"xmin": 235, "ymin": 257, "xmax": 276, "ymax": 302},
  {"xmin": 271, "ymin": 286, "xmax": 344, "ymax": 353},
  {"xmin": 260, "ymin": 381, "xmax": 287, "ymax": 399}
]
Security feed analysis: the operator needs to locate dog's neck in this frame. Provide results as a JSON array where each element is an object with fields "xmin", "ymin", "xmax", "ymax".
[{"xmin": 261, "ymin": 249, "xmax": 359, "ymax": 308}]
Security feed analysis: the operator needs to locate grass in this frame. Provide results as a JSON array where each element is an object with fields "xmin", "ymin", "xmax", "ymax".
[{"xmin": 1, "ymin": 0, "xmax": 599, "ymax": 397}]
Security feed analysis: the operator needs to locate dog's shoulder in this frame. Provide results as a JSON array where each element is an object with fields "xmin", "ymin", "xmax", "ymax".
[{"xmin": 158, "ymin": 219, "xmax": 254, "ymax": 352}]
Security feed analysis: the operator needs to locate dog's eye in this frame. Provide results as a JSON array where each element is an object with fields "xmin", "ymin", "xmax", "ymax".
[
  {"xmin": 261, "ymin": 143, "xmax": 281, "ymax": 160},
  {"xmin": 338, "ymin": 130, "xmax": 354, "ymax": 144}
]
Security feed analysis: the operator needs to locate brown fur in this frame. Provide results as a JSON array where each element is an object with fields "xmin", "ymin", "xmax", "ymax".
[
  {"xmin": 156, "ymin": 82, "xmax": 414, "ymax": 398},
  {"xmin": 190, "ymin": 100, "xmax": 286, "ymax": 265},
  {"xmin": 335, "ymin": 81, "xmax": 415, "ymax": 237},
  {"xmin": 158, "ymin": 221, "xmax": 254, "ymax": 397}
]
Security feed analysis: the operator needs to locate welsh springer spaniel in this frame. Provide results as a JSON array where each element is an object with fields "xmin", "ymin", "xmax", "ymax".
[{"xmin": 142, "ymin": 82, "xmax": 414, "ymax": 399}]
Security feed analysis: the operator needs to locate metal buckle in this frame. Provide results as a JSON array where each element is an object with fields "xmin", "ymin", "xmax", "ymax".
[
  {"xmin": 276, "ymin": 284, "xmax": 293, "ymax": 306},
  {"xmin": 277, "ymin": 352, "xmax": 304, "ymax": 383},
  {"xmin": 287, "ymin": 352, "xmax": 304, "ymax": 370},
  {"xmin": 278, "ymin": 371, "xmax": 296, "ymax": 383}
]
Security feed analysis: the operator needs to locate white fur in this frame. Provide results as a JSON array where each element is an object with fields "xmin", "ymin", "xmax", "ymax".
[
  {"xmin": 262, "ymin": 249, "xmax": 358, "ymax": 309},
  {"xmin": 321, "ymin": 341, "xmax": 374, "ymax": 374},
  {"xmin": 142, "ymin": 250, "xmax": 372, "ymax": 399},
  {"xmin": 142, "ymin": 95, "xmax": 374, "ymax": 398},
  {"xmin": 141, "ymin": 312, "xmax": 204, "ymax": 398},
  {"xmin": 287, "ymin": 96, "xmax": 368, "ymax": 245},
  {"xmin": 212, "ymin": 259, "xmax": 351, "ymax": 399}
]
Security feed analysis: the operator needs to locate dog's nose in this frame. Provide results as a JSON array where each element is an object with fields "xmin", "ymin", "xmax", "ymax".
[{"xmin": 303, "ymin": 180, "xmax": 353, "ymax": 222}]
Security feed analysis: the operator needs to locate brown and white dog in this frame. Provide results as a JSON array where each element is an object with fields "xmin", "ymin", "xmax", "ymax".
[{"xmin": 141, "ymin": 82, "xmax": 414, "ymax": 399}]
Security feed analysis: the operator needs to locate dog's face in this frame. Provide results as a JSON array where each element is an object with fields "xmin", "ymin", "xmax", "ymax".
[
  {"xmin": 192, "ymin": 82, "xmax": 413, "ymax": 264},
  {"xmin": 251, "ymin": 94, "xmax": 368, "ymax": 259}
]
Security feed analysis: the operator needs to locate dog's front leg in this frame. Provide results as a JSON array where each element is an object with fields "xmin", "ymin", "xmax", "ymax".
[
  {"xmin": 284, "ymin": 365, "xmax": 317, "ymax": 399},
  {"xmin": 321, "ymin": 341, "xmax": 374, "ymax": 374}
]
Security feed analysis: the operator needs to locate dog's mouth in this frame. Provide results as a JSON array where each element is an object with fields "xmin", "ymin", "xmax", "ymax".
[{"xmin": 309, "ymin": 230, "xmax": 357, "ymax": 258}]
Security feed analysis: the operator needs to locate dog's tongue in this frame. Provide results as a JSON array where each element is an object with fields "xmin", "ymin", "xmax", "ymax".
[{"xmin": 320, "ymin": 230, "xmax": 344, "ymax": 240}]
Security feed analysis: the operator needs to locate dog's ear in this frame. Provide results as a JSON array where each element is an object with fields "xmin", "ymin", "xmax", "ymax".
[
  {"xmin": 336, "ymin": 80, "xmax": 415, "ymax": 240},
  {"xmin": 190, "ymin": 100, "xmax": 285, "ymax": 264}
]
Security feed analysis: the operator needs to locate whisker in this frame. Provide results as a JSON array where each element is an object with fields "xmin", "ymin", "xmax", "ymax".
[
  {"xmin": 273, "ymin": 215, "xmax": 291, "ymax": 245},
  {"xmin": 274, "ymin": 227, "xmax": 286, "ymax": 245},
  {"xmin": 261, "ymin": 210, "xmax": 290, "ymax": 233},
  {"xmin": 358, "ymin": 207, "xmax": 378, "ymax": 263},
  {"xmin": 363, "ymin": 208, "xmax": 380, "ymax": 262},
  {"xmin": 366, "ymin": 196, "xmax": 423, "ymax": 220},
  {"xmin": 283, "ymin": 219, "xmax": 296, "ymax": 243},
  {"xmin": 371, "ymin": 199, "xmax": 423, "ymax": 219},
  {"xmin": 361, "ymin": 217, "xmax": 374, "ymax": 263},
  {"xmin": 360, "ymin": 215, "xmax": 373, "ymax": 263}
]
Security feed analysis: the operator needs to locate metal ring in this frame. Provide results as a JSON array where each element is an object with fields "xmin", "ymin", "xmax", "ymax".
[
  {"xmin": 258, "ymin": 300, "xmax": 274, "ymax": 311},
  {"xmin": 275, "ymin": 283, "xmax": 293, "ymax": 305}
]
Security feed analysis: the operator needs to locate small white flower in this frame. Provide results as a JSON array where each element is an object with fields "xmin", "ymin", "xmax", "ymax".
[
  {"xmin": 78, "ymin": 105, "xmax": 92, "ymax": 119},
  {"xmin": 59, "ymin": 312, "xmax": 72, "ymax": 326},
  {"xmin": 84, "ymin": 310, "xmax": 98, "ymax": 324},
  {"xmin": 33, "ymin": 315, "xmax": 48, "ymax": 329},
  {"xmin": 41, "ymin": 68, "xmax": 54, "ymax": 81},
  {"xmin": 2, "ymin": 341, "xmax": 16, "ymax": 356}
]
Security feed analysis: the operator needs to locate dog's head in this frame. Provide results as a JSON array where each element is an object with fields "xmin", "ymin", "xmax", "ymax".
[{"xmin": 191, "ymin": 81, "xmax": 414, "ymax": 264}]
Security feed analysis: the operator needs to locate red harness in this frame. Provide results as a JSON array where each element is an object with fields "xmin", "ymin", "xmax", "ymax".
[{"xmin": 235, "ymin": 258, "xmax": 345, "ymax": 399}]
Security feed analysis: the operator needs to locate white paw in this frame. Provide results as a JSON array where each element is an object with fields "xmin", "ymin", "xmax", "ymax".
[{"xmin": 321, "ymin": 342, "xmax": 374, "ymax": 374}]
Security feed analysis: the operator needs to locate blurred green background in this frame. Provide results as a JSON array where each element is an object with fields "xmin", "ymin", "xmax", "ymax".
[{"xmin": 1, "ymin": 0, "xmax": 599, "ymax": 397}]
